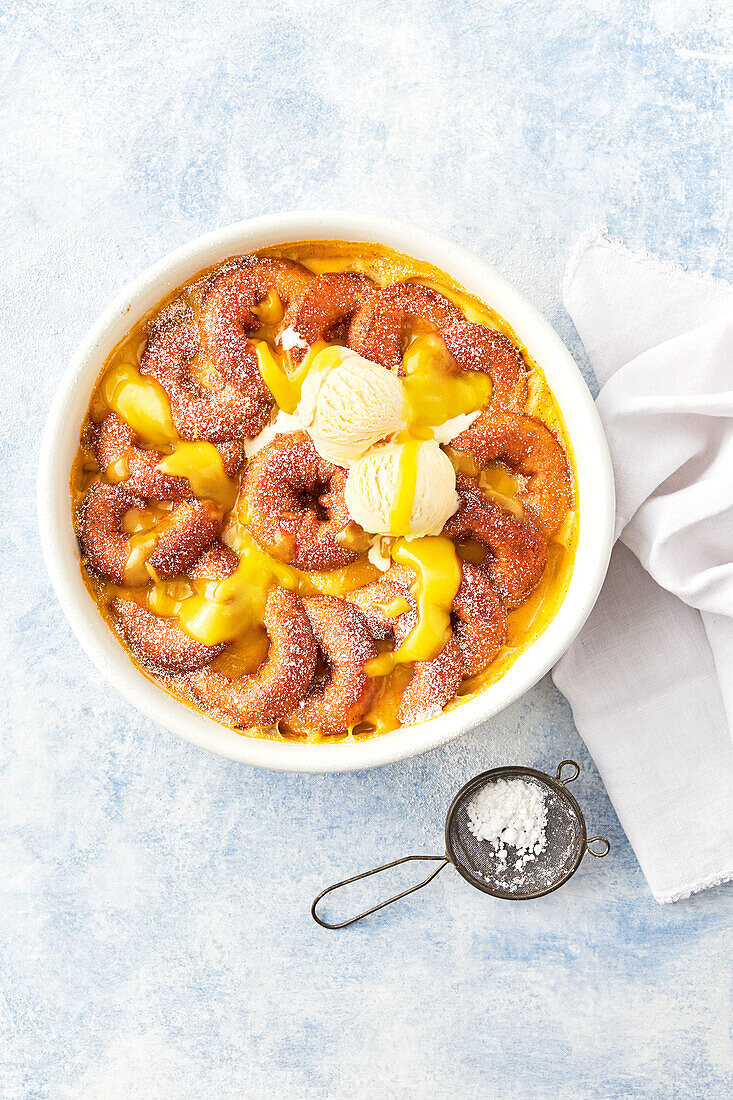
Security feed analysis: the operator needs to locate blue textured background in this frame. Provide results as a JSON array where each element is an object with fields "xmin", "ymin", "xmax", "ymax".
[{"xmin": 2, "ymin": 1, "xmax": 732, "ymax": 1096}]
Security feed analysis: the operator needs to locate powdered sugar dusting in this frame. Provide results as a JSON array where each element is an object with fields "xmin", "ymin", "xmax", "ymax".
[
  {"xmin": 279, "ymin": 326, "xmax": 308, "ymax": 352},
  {"xmin": 467, "ymin": 777, "xmax": 548, "ymax": 871}
]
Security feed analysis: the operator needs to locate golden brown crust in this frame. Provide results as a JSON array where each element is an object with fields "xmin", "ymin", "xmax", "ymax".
[
  {"xmin": 348, "ymin": 281, "xmax": 463, "ymax": 369},
  {"xmin": 113, "ymin": 598, "xmax": 226, "ymax": 674},
  {"xmin": 285, "ymin": 596, "xmax": 379, "ymax": 737},
  {"xmin": 77, "ymin": 481, "xmax": 222, "ymax": 586},
  {"xmin": 452, "ymin": 562, "xmax": 507, "ymax": 676},
  {"xmin": 348, "ymin": 560, "xmax": 506, "ymax": 722},
  {"xmin": 348, "ymin": 281, "xmax": 527, "ymax": 408},
  {"xmin": 95, "ymin": 413, "xmax": 245, "ymax": 500},
  {"xmin": 140, "ymin": 316, "xmax": 270, "ymax": 442},
  {"xmin": 188, "ymin": 541, "xmax": 239, "ymax": 581},
  {"xmin": 95, "ymin": 411, "xmax": 135, "ymax": 469},
  {"xmin": 241, "ymin": 431, "xmax": 356, "ymax": 571},
  {"xmin": 111, "ymin": 542, "xmax": 238, "ymax": 673},
  {"xmin": 202, "ymin": 257, "xmax": 314, "ymax": 336},
  {"xmin": 450, "ymin": 411, "xmax": 573, "ymax": 534},
  {"xmin": 442, "ymin": 323, "xmax": 528, "ymax": 410},
  {"xmin": 188, "ymin": 588, "xmax": 317, "ymax": 726},
  {"xmin": 216, "ymin": 441, "xmax": 247, "ymax": 479},
  {"xmin": 78, "ymin": 481, "xmax": 144, "ymax": 585},
  {"xmin": 290, "ymin": 272, "xmax": 377, "ymax": 360},
  {"xmin": 146, "ymin": 500, "xmax": 223, "ymax": 579},
  {"xmin": 198, "ymin": 259, "xmax": 311, "ymax": 400},
  {"xmin": 446, "ymin": 476, "xmax": 548, "ymax": 609},
  {"xmin": 398, "ymin": 636, "xmax": 464, "ymax": 725},
  {"xmin": 95, "ymin": 413, "xmax": 194, "ymax": 502}
]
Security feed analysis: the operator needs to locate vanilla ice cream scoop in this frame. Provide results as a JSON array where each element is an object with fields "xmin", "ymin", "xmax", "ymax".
[
  {"xmin": 345, "ymin": 439, "xmax": 459, "ymax": 538},
  {"xmin": 297, "ymin": 346, "xmax": 406, "ymax": 466}
]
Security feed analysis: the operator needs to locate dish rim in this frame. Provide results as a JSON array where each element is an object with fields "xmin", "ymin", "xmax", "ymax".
[{"xmin": 37, "ymin": 211, "xmax": 614, "ymax": 773}]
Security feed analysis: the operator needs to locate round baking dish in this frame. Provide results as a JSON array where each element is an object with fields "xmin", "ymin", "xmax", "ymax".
[{"xmin": 38, "ymin": 212, "xmax": 614, "ymax": 773}]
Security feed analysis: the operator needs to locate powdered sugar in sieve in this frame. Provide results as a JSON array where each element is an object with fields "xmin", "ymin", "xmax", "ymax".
[{"xmin": 449, "ymin": 770, "xmax": 581, "ymax": 896}]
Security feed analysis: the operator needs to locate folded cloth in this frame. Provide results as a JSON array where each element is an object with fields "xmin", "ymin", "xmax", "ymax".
[{"xmin": 552, "ymin": 228, "xmax": 733, "ymax": 903}]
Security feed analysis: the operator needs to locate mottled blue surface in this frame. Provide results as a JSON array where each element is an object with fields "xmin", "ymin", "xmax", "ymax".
[{"xmin": 2, "ymin": 1, "xmax": 732, "ymax": 1096}]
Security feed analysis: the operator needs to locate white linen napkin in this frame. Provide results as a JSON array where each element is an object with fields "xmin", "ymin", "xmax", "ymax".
[{"xmin": 551, "ymin": 228, "xmax": 733, "ymax": 903}]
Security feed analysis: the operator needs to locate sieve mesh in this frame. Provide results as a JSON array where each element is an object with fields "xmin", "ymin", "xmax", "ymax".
[{"xmin": 445, "ymin": 767, "xmax": 586, "ymax": 899}]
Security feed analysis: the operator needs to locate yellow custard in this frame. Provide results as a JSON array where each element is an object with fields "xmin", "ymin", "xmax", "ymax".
[
  {"xmin": 102, "ymin": 363, "xmax": 176, "ymax": 447},
  {"xmin": 251, "ymin": 288, "xmax": 284, "ymax": 326},
  {"xmin": 101, "ymin": 360, "xmax": 239, "ymax": 511},
  {"xmin": 98, "ymin": 361, "xmax": 240, "ymax": 582},
  {"xmin": 148, "ymin": 527, "xmax": 379, "ymax": 648},
  {"xmin": 366, "ymin": 537, "xmax": 462, "ymax": 675},
  {"xmin": 70, "ymin": 238, "xmax": 579, "ymax": 744},
  {"xmin": 157, "ymin": 444, "xmax": 238, "ymax": 511},
  {"xmin": 252, "ymin": 342, "xmax": 304, "ymax": 414},
  {"xmin": 402, "ymin": 334, "xmax": 491, "ymax": 429},
  {"xmin": 388, "ymin": 441, "xmax": 421, "ymax": 536}
]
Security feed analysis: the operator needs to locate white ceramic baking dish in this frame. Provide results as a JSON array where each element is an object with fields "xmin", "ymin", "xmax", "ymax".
[{"xmin": 38, "ymin": 212, "xmax": 614, "ymax": 772}]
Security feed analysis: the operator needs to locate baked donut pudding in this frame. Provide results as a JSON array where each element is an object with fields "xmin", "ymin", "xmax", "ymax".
[{"xmin": 70, "ymin": 241, "xmax": 577, "ymax": 743}]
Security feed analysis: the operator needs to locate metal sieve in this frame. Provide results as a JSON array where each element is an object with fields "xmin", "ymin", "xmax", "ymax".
[{"xmin": 312, "ymin": 760, "xmax": 609, "ymax": 928}]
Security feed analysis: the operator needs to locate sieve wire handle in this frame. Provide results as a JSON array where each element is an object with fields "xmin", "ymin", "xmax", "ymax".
[
  {"xmin": 311, "ymin": 855, "xmax": 449, "ymax": 929},
  {"xmin": 556, "ymin": 759, "xmax": 581, "ymax": 784}
]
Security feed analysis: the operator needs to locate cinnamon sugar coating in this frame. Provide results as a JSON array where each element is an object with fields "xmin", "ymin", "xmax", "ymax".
[
  {"xmin": 114, "ymin": 598, "xmax": 227, "ymax": 674},
  {"xmin": 450, "ymin": 411, "xmax": 573, "ymax": 534},
  {"xmin": 188, "ymin": 541, "xmax": 239, "ymax": 580},
  {"xmin": 348, "ymin": 280, "xmax": 528, "ymax": 407},
  {"xmin": 141, "ymin": 316, "xmax": 270, "ymax": 442},
  {"xmin": 95, "ymin": 413, "xmax": 194, "ymax": 501},
  {"xmin": 452, "ymin": 562, "xmax": 508, "ymax": 676},
  {"xmin": 290, "ymin": 272, "xmax": 376, "ymax": 360},
  {"xmin": 78, "ymin": 481, "xmax": 145, "ymax": 584},
  {"xmin": 446, "ymin": 476, "xmax": 548, "ymax": 609},
  {"xmin": 77, "ymin": 481, "xmax": 222, "ymax": 586},
  {"xmin": 189, "ymin": 588, "xmax": 317, "ymax": 727},
  {"xmin": 348, "ymin": 561, "xmax": 506, "ymax": 724},
  {"xmin": 442, "ymin": 322, "xmax": 528, "ymax": 410},
  {"xmin": 348, "ymin": 281, "xmax": 463, "ymax": 369},
  {"xmin": 146, "ymin": 500, "xmax": 223, "ymax": 579},
  {"xmin": 285, "ymin": 596, "xmax": 379, "ymax": 737},
  {"xmin": 241, "ymin": 431, "xmax": 356, "ymax": 571},
  {"xmin": 199, "ymin": 258, "xmax": 312, "ymax": 397}
]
